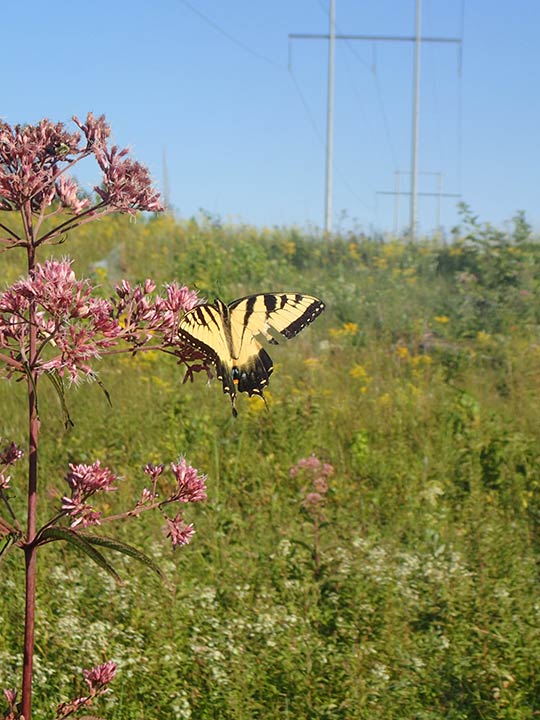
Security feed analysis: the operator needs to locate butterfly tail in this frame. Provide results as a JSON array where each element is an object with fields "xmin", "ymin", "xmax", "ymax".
[{"xmin": 215, "ymin": 361, "xmax": 238, "ymax": 417}]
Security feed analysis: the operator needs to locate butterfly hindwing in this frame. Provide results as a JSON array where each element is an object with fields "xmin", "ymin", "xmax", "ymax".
[{"xmin": 178, "ymin": 293, "xmax": 325, "ymax": 415}]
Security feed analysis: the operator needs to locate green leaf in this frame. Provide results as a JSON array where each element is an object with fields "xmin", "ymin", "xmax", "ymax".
[
  {"xmin": 93, "ymin": 374, "xmax": 113, "ymax": 407},
  {"xmin": 45, "ymin": 371, "xmax": 74, "ymax": 428},
  {"xmin": 39, "ymin": 527, "xmax": 122, "ymax": 583},
  {"xmin": 0, "ymin": 533, "xmax": 18, "ymax": 561},
  {"xmin": 78, "ymin": 532, "xmax": 168, "ymax": 584}
]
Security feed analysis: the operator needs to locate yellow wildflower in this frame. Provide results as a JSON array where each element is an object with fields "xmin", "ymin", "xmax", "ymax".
[
  {"xmin": 342, "ymin": 322, "xmax": 358, "ymax": 335},
  {"xmin": 349, "ymin": 364, "xmax": 369, "ymax": 381},
  {"xmin": 329, "ymin": 322, "xmax": 359, "ymax": 338},
  {"xmin": 411, "ymin": 354, "xmax": 433, "ymax": 367},
  {"xmin": 477, "ymin": 331, "xmax": 491, "ymax": 345},
  {"xmin": 434, "ymin": 315, "xmax": 450, "ymax": 324},
  {"xmin": 348, "ymin": 242, "xmax": 360, "ymax": 260},
  {"xmin": 283, "ymin": 241, "xmax": 296, "ymax": 256},
  {"xmin": 395, "ymin": 345, "xmax": 409, "ymax": 360}
]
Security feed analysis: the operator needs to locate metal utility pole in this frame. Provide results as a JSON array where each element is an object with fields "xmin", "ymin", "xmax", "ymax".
[
  {"xmin": 410, "ymin": 0, "xmax": 422, "ymax": 241},
  {"xmin": 288, "ymin": 5, "xmax": 462, "ymax": 237},
  {"xmin": 377, "ymin": 169, "xmax": 460, "ymax": 234},
  {"xmin": 325, "ymin": 0, "xmax": 336, "ymax": 234},
  {"xmin": 380, "ymin": 171, "xmax": 456, "ymax": 233}
]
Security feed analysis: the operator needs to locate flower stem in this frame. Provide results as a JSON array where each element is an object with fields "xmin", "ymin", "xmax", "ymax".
[{"xmin": 21, "ymin": 231, "xmax": 39, "ymax": 720}]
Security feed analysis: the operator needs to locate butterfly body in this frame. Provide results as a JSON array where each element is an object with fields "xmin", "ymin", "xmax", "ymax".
[{"xmin": 178, "ymin": 293, "xmax": 325, "ymax": 415}]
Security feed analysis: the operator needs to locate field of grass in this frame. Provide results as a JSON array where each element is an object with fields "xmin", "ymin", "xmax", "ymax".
[{"xmin": 2, "ymin": 207, "xmax": 540, "ymax": 718}]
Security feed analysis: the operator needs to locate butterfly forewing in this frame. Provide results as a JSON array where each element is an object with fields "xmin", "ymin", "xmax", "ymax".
[
  {"xmin": 228, "ymin": 293, "xmax": 325, "ymax": 346},
  {"xmin": 177, "ymin": 302, "xmax": 231, "ymax": 365}
]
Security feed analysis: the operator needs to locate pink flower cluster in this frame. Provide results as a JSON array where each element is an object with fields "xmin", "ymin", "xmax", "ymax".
[
  {"xmin": 0, "ymin": 119, "xmax": 82, "ymax": 212},
  {"xmin": 73, "ymin": 113, "xmax": 162, "ymax": 213},
  {"xmin": 289, "ymin": 455, "xmax": 334, "ymax": 481},
  {"xmin": 141, "ymin": 458, "xmax": 207, "ymax": 548},
  {"xmin": 169, "ymin": 457, "xmax": 208, "ymax": 503},
  {"xmin": 58, "ymin": 456, "xmax": 206, "ymax": 543},
  {"xmin": 0, "ymin": 441, "xmax": 23, "ymax": 490},
  {"xmin": 0, "ymin": 260, "xmax": 202, "ymax": 383},
  {"xmin": 83, "ymin": 660, "xmax": 117, "ymax": 691},
  {"xmin": 62, "ymin": 461, "xmax": 118, "ymax": 528},
  {"xmin": 113, "ymin": 278, "xmax": 199, "ymax": 348},
  {"xmin": 55, "ymin": 661, "xmax": 116, "ymax": 719},
  {"xmin": 0, "ymin": 113, "xmax": 162, "ymax": 222},
  {"xmin": 289, "ymin": 455, "xmax": 334, "ymax": 519},
  {"xmin": 0, "ymin": 259, "xmax": 121, "ymax": 381}
]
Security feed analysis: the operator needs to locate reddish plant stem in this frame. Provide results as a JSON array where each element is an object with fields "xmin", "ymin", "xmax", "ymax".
[{"xmin": 21, "ymin": 226, "xmax": 39, "ymax": 720}]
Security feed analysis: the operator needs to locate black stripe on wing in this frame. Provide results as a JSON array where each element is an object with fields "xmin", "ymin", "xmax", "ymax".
[
  {"xmin": 228, "ymin": 293, "xmax": 325, "ymax": 344},
  {"xmin": 276, "ymin": 295, "xmax": 326, "ymax": 340},
  {"xmin": 177, "ymin": 304, "xmax": 226, "ymax": 365}
]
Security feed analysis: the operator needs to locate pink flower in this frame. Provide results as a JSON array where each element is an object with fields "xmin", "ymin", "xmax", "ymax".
[
  {"xmin": 0, "ymin": 118, "xmax": 81, "ymax": 211},
  {"xmin": 289, "ymin": 455, "xmax": 321, "ymax": 478},
  {"xmin": 93, "ymin": 146, "xmax": 163, "ymax": 213},
  {"xmin": 164, "ymin": 513, "xmax": 195, "ymax": 547},
  {"xmin": 139, "ymin": 487, "xmax": 157, "ymax": 505},
  {"xmin": 3, "ymin": 688, "xmax": 17, "ymax": 706},
  {"xmin": 65, "ymin": 461, "xmax": 118, "ymax": 498},
  {"xmin": 143, "ymin": 463, "xmax": 165, "ymax": 481},
  {"xmin": 321, "ymin": 463, "xmax": 334, "ymax": 477},
  {"xmin": 165, "ymin": 283, "xmax": 200, "ymax": 313},
  {"xmin": 0, "ymin": 441, "xmax": 23, "ymax": 466},
  {"xmin": 61, "ymin": 497, "xmax": 102, "ymax": 527},
  {"xmin": 83, "ymin": 660, "xmax": 117, "ymax": 691},
  {"xmin": 73, "ymin": 112, "xmax": 111, "ymax": 157},
  {"xmin": 0, "ymin": 472, "xmax": 11, "ymax": 489},
  {"xmin": 313, "ymin": 477, "xmax": 329, "ymax": 494},
  {"xmin": 303, "ymin": 492, "xmax": 324, "ymax": 510},
  {"xmin": 170, "ymin": 458, "xmax": 207, "ymax": 503},
  {"xmin": 56, "ymin": 175, "xmax": 91, "ymax": 214}
]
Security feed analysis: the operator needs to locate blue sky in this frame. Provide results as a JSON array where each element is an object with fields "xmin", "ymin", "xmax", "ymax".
[{"xmin": 3, "ymin": 1, "xmax": 540, "ymax": 235}]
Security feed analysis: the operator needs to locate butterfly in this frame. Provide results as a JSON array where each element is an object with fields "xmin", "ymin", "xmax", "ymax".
[{"xmin": 178, "ymin": 293, "xmax": 325, "ymax": 416}]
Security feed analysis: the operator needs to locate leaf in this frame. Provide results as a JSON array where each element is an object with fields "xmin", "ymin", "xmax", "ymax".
[
  {"xmin": 39, "ymin": 527, "xmax": 122, "ymax": 583},
  {"xmin": 78, "ymin": 532, "xmax": 168, "ymax": 584},
  {"xmin": 0, "ymin": 533, "xmax": 18, "ymax": 561},
  {"xmin": 92, "ymin": 374, "xmax": 113, "ymax": 407},
  {"xmin": 45, "ymin": 371, "xmax": 74, "ymax": 428}
]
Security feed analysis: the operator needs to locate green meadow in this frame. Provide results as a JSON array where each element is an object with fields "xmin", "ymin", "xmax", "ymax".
[{"xmin": 2, "ymin": 207, "xmax": 540, "ymax": 718}]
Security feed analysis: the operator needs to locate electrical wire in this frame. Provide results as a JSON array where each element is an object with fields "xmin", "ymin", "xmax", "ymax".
[
  {"xmin": 288, "ymin": 63, "xmax": 375, "ymax": 212},
  {"xmin": 177, "ymin": 0, "xmax": 285, "ymax": 70},
  {"xmin": 315, "ymin": 0, "xmax": 399, "ymax": 171},
  {"xmin": 179, "ymin": 0, "xmax": 376, "ymax": 215}
]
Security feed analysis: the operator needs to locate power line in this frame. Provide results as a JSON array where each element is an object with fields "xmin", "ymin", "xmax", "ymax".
[
  {"xmin": 287, "ymin": 65, "xmax": 325, "ymax": 144},
  {"xmin": 316, "ymin": 0, "xmax": 399, "ymax": 172},
  {"xmin": 177, "ymin": 0, "xmax": 284, "ymax": 70},
  {"xmin": 289, "ymin": 3, "xmax": 462, "ymax": 239},
  {"xmin": 288, "ymin": 64, "xmax": 375, "ymax": 212}
]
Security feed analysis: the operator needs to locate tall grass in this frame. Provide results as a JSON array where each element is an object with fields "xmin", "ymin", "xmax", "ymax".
[{"xmin": 2, "ymin": 208, "xmax": 540, "ymax": 718}]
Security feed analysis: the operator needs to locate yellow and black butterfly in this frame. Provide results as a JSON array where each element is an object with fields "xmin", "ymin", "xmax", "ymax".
[{"xmin": 178, "ymin": 293, "xmax": 325, "ymax": 416}]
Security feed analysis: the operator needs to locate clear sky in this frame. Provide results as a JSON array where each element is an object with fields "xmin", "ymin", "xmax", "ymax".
[{"xmin": 3, "ymin": 1, "xmax": 540, "ymax": 236}]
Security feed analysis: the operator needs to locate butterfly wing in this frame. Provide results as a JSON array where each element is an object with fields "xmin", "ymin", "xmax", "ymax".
[
  {"xmin": 228, "ymin": 293, "xmax": 326, "ymax": 346},
  {"xmin": 178, "ymin": 293, "xmax": 325, "ymax": 415},
  {"xmin": 226, "ymin": 293, "xmax": 325, "ymax": 401}
]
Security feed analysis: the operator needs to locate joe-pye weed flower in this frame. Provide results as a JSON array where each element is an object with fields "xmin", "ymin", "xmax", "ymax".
[{"xmin": 0, "ymin": 114, "xmax": 208, "ymax": 720}]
